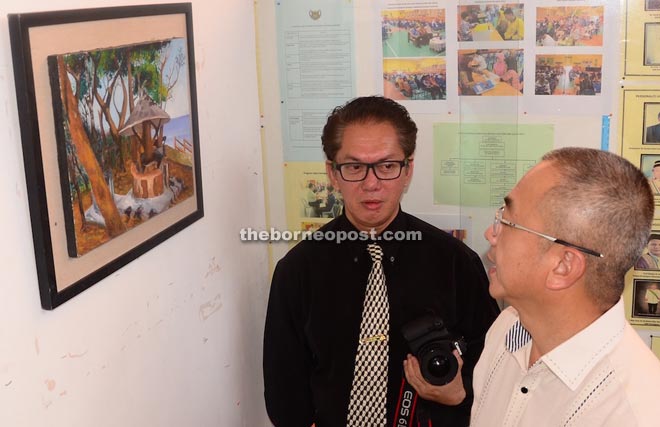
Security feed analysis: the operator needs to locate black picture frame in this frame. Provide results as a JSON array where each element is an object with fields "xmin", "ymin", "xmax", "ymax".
[{"xmin": 9, "ymin": 3, "xmax": 203, "ymax": 309}]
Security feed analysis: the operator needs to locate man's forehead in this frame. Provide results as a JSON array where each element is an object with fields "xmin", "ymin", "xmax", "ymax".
[{"xmin": 506, "ymin": 161, "xmax": 558, "ymax": 207}]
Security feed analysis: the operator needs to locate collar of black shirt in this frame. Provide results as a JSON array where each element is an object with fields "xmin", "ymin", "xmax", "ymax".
[{"xmin": 324, "ymin": 206, "xmax": 407, "ymax": 266}]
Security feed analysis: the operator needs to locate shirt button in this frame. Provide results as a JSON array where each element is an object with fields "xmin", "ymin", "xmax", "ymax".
[
  {"xmin": 354, "ymin": 257, "xmax": 358, "ymax": 263},
  {"xmin": 390, "ymin": 256, "xmax": 395, "ymax": 263},
  {"xmin": 520, "ymin": 387, "xmax": 528, "ymax": 394}
]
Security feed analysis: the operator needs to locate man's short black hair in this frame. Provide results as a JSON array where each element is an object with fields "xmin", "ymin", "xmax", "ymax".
[{"xmin": 321, "ymin": 96, "xmax": 417, "ymax": 161}]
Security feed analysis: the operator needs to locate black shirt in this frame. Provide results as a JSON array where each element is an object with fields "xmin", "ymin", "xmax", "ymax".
[{"xmin": 263, "ymin": 210, "xmax": 499, "ymax": 427}]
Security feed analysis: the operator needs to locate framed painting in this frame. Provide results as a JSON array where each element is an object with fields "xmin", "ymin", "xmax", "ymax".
[{"xmin": 9, "ymin": 3, "xmax": 203, "ymax": 309}]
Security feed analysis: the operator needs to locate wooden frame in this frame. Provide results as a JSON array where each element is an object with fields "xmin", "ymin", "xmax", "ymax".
[{"xmin": 9, "ymin": 3, "xmax": 203, "ymax": 309}]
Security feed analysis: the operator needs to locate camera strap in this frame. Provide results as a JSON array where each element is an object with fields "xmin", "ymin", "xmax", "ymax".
[{"xmin": 393, "ymin": 376, "xmax": 418, "ymax": 427}]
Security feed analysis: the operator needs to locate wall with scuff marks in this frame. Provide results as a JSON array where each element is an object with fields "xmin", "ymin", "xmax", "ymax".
[{"xmin": 0, "ymin": 0, "xmax": 271, "ymax": 426}]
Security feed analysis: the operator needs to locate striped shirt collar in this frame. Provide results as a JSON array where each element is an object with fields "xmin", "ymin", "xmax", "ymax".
[{"xmin": 505, "ymin": 319, "xmax": 531, "ymax": 353}]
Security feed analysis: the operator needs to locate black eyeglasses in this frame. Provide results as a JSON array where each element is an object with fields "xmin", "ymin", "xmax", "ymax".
[
  {"xmin": 332, "ymin": 159, "xmax": 409, "ymax": 182},
  {"xmin": 493, "ymin": 205, "xmax": 604, "ymax": 258}
]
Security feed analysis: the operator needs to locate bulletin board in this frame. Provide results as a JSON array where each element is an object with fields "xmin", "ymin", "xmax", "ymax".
[{"xmin": 255, "ymin": 0, "xmax": 660, "ymax": 346}]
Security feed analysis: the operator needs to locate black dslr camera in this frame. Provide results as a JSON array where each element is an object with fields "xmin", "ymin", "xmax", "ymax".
[{"xmin": 401, "ymin": 315, "xmax": 467, "ymax": 386}]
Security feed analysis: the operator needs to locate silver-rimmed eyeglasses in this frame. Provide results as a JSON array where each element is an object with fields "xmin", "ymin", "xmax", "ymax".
[
  {"xmin": 493, "ymin": 205, "xmax": 604, "ymax": 258},
  {"xmin": 332, "ymin": 159, "xmax": 409, "ymax": 182}
]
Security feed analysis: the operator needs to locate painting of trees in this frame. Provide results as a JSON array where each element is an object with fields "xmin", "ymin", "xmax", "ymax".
[{"xmin": 49, "ymin": 37, "xmax": 195, "ymax": 257}]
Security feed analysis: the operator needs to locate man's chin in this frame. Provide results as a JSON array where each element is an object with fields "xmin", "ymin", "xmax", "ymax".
[
  {"xmin": 350, "ymin": 214, "xmax": 388, "ymax": 233},
  {"xmin": 488, "ymin": 282, "xmax": 506, "ymax": 300}
]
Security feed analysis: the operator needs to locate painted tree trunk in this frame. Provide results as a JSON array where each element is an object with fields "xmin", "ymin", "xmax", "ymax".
[{"xmin": 58, "ymin": 56, "xmax": 126, "ymax": 238}]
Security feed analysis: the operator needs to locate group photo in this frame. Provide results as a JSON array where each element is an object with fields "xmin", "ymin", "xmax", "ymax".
[
  {"xmin": 535, "ymin": 54, "xmax": 602, "ymax": 95},
  {"xmin": 383, "ymin": 57, "xmax": 447, "ymax": 100},
  {"xmin": 536, "ymin": 6, "xmax": 604, "ymax": 46},
  {"xmin": 382, "ymin": 8, "xmax": 446, "ymax": 57}
]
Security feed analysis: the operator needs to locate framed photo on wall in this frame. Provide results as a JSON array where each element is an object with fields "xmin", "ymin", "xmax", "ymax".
[
  {"xmin": 632, "ymin": 280, "xmax": 660, "ymax": 321},
  {"xmin": 643, "ymin": 102, "xmax": 660, "ymax": 144},
  {"xmin": 9, "ymin": 3, "xmax": 203, "ymax": 309}
]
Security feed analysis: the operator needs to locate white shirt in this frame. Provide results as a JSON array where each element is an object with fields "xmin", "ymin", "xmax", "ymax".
[
  {"xmin": 471, "ymin": 299, "xmax": 660, "ymax": 426},
  {"xmin": 646, "ymin": 288, "xmax": 660, "ymax": 304}
]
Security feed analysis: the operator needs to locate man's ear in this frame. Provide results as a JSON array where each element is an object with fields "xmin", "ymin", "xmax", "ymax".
[
  {"xmin": 326, "ymin": 161, "xmax": 339, "ymax": 189},
  {"xmin": 546, "ymin": 249, "xmax": 586, "ymax": 291},
  {"xmin": 404, "ymin": 158, "xmax": 414, "ymax": 187}
]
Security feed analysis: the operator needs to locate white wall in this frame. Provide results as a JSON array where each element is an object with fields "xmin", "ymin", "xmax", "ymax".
[{"xmin": 0, "ymin": 1, "xmax": 271, "ymax": 426}]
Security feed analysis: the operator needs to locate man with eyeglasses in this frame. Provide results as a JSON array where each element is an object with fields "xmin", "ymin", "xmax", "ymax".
[
  {"xmin": 471, "ymin": 147, "xmax": 660, "ymax": 426},
  {"xmin": 263, "ymin": 96, "xmax": 499, "ymax": 427}
]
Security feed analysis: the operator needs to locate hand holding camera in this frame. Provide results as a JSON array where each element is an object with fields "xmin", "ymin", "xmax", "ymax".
[{"xmin": 401, "ymin": 315, "xmax": 467, "ymax": 406}]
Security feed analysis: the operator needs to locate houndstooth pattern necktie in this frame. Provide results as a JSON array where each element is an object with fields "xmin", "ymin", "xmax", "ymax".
[{"xmin": 346, "ymin": 243, "xmax": 390, "ymax": 427}]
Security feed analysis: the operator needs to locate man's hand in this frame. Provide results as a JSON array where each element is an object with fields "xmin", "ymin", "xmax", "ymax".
[{"xmin": 402, "ymin": 350, "xmax": 466, "ymax": 406}]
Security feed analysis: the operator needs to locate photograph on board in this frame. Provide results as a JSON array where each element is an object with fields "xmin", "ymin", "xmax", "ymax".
[
  {"xmin": 643, "ymin": 102, "xmax": 660, "ymax": 144},
  {"xmin": 457, "ymin": 4, "xmax": 524, "ymax": 42},
  {"xmin": 457, "ymin": 49, "xmax": 523, "ymax": 96},
  {"xmin": 635, "ymin": 233, "xmax": 660, "ymax": 270},
  {"xmin": 383, "ymin": 57, "xmax": 446, "ymax": 101},
  {"xmin": 301, "ymin": 179, "xmax": 343, "ymax": 219},
  {"xmin": 535, "ymin": 54, "xmax": 602, "ymax": 95},
  {"xmin": 640, "ymin": 154, "xmax": 660, "ymax": 195},
  {"xmin": 382, "ymin": 8, "xmax": 446, "ymax": 57},
  {"xmin": 536, "ymin": 6, "xmax": 603, "ymax": 46},
  {"xmin": 644, "ymin": 23, "xmax": 660, "ymax": 66},
  {"xmin": 632, "ymin": 280, "xmax": 660, "ymax": 318},
  {"xmin": 646, "ymin": 0, "xmax": 660, "ymax": 11}
]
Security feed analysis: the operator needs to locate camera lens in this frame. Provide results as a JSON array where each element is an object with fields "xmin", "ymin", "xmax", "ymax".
[
  {"xmin": 420, "ymin": 347, "xmax": 458, "ymax": 385},
  {"xmin": 427, "ymin": 355, "xmax": 451, "ymax": 379}
]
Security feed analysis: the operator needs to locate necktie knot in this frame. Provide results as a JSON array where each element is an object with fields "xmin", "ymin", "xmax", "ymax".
[{"xmin": 367, "ymin": 243, "xmax": 383, "ymax": 262}]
